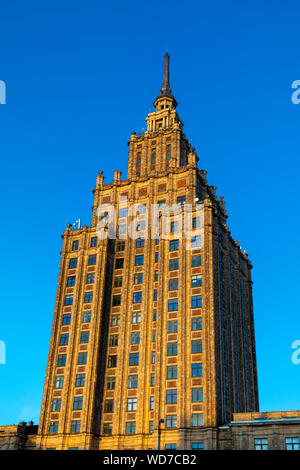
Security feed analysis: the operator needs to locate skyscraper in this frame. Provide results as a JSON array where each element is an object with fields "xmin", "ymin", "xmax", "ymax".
[{"xmin": 35, "ymin": 54, "xmax": 259, "ymax": 450}]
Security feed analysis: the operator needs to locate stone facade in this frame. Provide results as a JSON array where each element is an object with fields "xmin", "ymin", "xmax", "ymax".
[{"xmin": 0, "ymin": 55, "xmax": 298, "ymax": 451}]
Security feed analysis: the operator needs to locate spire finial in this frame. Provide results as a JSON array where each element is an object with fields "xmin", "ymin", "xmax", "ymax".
[
  {"xmin": 161, "ymin": 53, "xmax": 170, "ymax": 92},
  {"xmin": 154, "ymin": 53, "xmax": 177, "ymax": 108}
]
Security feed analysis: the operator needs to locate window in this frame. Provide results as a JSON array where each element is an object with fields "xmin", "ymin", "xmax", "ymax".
[
  {"xmin": 137, "ymin": 204, "xmax": 147, "ymax": 215},
  {"xmin": 166, "ymin": 390, "xmax": 177, "ymax": 404},
  {"xmin": 72, "ymin": 240, "xmax": 79, "ymax": 251},
  {"xmin": 157, "ymin": 199, "xmax": 166, "ymax": 209},
  {"xmin": 54, "ymin": 376, "xmax": 64, "ymax": 389},
  {"xmin": 75, "ymin": 374, "xmax": 85, "ymax": 387},
  {"xmin": 108, "ymin": 355, "xmax": 117, "ymax": 368},
  {"xmin": 192, "ymin": 340, "xmax": 202, "ymax": 353},
  {"xmin": 131, "ymin": 332, "xmax": 140, "ymax": 344},
  {"xmin": 73, "ymin": 396, "xmax": 83, "ymax": 410},
  {"xmin": 169, "ymin": 259, "xmax": 179, "ymax": 271},
  {"xmin": 136, "ymin": 221, "xmax": 145, "ymax": 232},
  {"xmin": 165, "ymin": 444, "xmax": 177, "ymax": 450},
  {"xmin": 167, "ymin": 365, "xmax": 177, "ymax": 379},
  {"xmin": 128, "ymin": 375, "xmax": 138, "ymax": 388},
  {"xmin": 153, "ymin": 289, "xmax": 157, "ymax": 301},
  {"xmin": 191, "ymin": 255, "xmax": 201, "ymax": 267},
  {"xmin": 114, "ymin": 276, "xmax": 123, "ymax": 287},
  {"xmin": 167, "ymin": 342, "xmax": 178, "ymax": 356},
  {"xmin": 136, "ymin": 157, "xmax": 141, "ymax": 167},
  {"xmin": 133, "ymin": 292, "xmax": 142, "ymax": 303},
  {"xmin": 152, "ymin": 351, "xmax": 156, "ymax": 364},
  {"xmin": 192, "ymin": 363, "xmax": 203, "ymax": 377},
  {"xmin": 169, "ymin": 279, "xmax": 178, "ymax": 291},
  {"xmin": 116, "ymin": 241, "xmax": 125, "ymax": 252},
  {"xmin": 154, "ymin": 271, "xmax": 158, "ymax": 281},
  {"xmin": 191, "ymin": 235, "xmax": 201, "ymax": 248},
  {"xmin": 125, "ymin": 422, "xmax": 136, "ymax": 434},
  {"xmin": 152, "ymin": 330, "xmax": 156, "ymax": 342},
  {"xmin": 192, "ymin": 413, "xmax": 204, "ymax": 427},
  {"xmin": 62, "ymin": 313, "xmax": 71, "ymax": 325},
  {"xmin": 166, "ymin": 415, "xmax": 177, "ymax": 428},
  {"xmin": 109, "ymin": 334, "xmax": 119, "ymax": 346},
  {"xmin": 67, "ymin": 276, "xmax": 76, "ymax": 287},
  {"xmin": 177, "ymin": 195, "xmax": 186, "ymax": 205},
  {"xmin": 78, "ymin": 352, "xmax": 87, "ymax": 364},
  {"xmin": 192, "ymin": 388, "xmax": 203, "ymax": 402},
  {"xmin": 59, "ymin": 334, "xmax": 69, "ymax": 346},
  {"xmin": 127, "ymin": 398, "xmax": 137, "ymax": 411},
  {"xmin": 168, "ymin": 299, "xmax": 178, "ymax": 311},
  {"xmin": 149, "ymin": 421, "xmax": 154, "ymax": 432},
  {"xmin": 111, "ymin": 314, "xmax": 120, "ymax": 326},
  {"xmin": 134, "ymin": 273, "xmax": 143, "ymax": 284},
  {"xmin": 136, "ymin": 238, "xmax": 145, "ymax": 248},
  {"xmin": 151, "ymin": 373, "xmax": 155, "ymax": 386},
  {"xmin": 192, "ymin": 442, "xmax": 204, "ymax": 450},
  {"xmin": 86, "ymin": 272, "xmax": 95, "ymax": 284},
  {"xmin": 112, "ymin": 294, "xmax": 121, "ymax": 306},
  {"xmin": 51, "ymin": 398, "xmax": 61, "ymax": 412},
  {"xmin": 115, "ymin": 258, "xmax": 124, "ymax": 269},
  {"xmin": 192, "ymin": 317, "xmax": 202, "ymax": 330},
  {"xmin": 80, "ymin": 331, "xmax": 89, "ymax": 343},
  {"xmin": 57, "ymin": 354, "xmax": 67, "ymax": 367},
  {"xmin": 192, "ymin": 295, "xmax": 202, "ymax": 308},
  {"xmin": 166, "ymin": 150, "xmax": 171, "ymax": 160},
  {"xmin": 170, "ymin": 239, "xmax": 179, "ymax": 251},
  {"xmin": 135, "ymin": 255, "xmax": 144, "ymax": 266},
  {"xmin": 49, "ymin": 422, "xmax": 58, "ymax": 434},
  {"xmin": 254, "ymin": 438, "xmax": 268, "ymax": 450},
  {"xmin": 168, "ymin": 320, "xmax": 178, "ymax": 333},
  {"xmin": 88, "ymin": 254, "xmax": 97, "ymax": 265},
  {"xmin": 285, "ymin": 437, "xmax": 300, "ymax": 450},
  {"xmin": 82, "ymin": 311, "xmax": 91, "ymax": 323},
  {"xmin": 84, "ymin": 291, "xmax": 93, "ymax": 303},
  {"xmin": 192, "ymin": 217, "xmax": 200, "ymax": 229},
  {"xmin": 131, "ymin": 311, "xmax": 141, "ymax": 323},
  {"xmin": 104, "ymin": 399, "xmax": 114, "ymax": 413},
  {"xmin": 71, "ymin": 420, "xmax": 81, "ymax": 433},
  {"xmin": 150, "ymin": 396, "xmax": 154, "ymax": 410},
  {"xmin": 153, "ymin": 310, "xmax": 157, "ymax": 321},
  {"xmin": 90, "ymin": 237, "xmax": 97, "ymax": 247},
  {"xmin": 170, "ymin": 221, "xmax": 178, "ymax": 233},
  {"xmin": 119, "ymin": 208, "xmax": 128, "ymax": 218},
  {"xmin": 64, "ymin": 294, "xmax": 73, "ymax": 306},
  {"xmin": 191, "ymin": 275, "xmax": 202, "ymax": 287},
  {"xmin": 69, "ymin": 258, "xmax": 77, "ymax": 269},
  {"xmin": 106, "ymin": 377, "xmax": 116, "ymax": 390},
  {"xmin": 129, "ymin": 353, "xmax": 139, "ymax": 365},
  {"xmin": 155, "ymin": 252, "xmax": 159, "ymax": 262},
  {"xmin": 103, "ymin": 423, "xmax": 113, "ymax": 435},
  {"xmin": 151, "ymin": 153, "xmax": 156, "ymax": 164},
  {"xmin": 119, "ymin": 224, "xmax": 127, "ymax": 234}
]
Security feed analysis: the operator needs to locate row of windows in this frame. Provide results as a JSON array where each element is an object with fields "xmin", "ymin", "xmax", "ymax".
[
  {"xmin": 114, "ymin": 273, "xmax": 202, "ymax": 289},
  {"xmin": 102, "ymin": 419, "xmax": 204, "ymax": 438},
  {"xmin": 110, "ymin": 311, "xmax": 202, "ymax": 330},
  {"xmin": 104, "ymin": 388, "xmax": 203, "ymax": 414},
  {"xmin": 59, "ymin": 330, "xmax": 90, "ymax": 346},
  {"xmin": 69, "ymin": 254, "xmax": 97, "ymax": 269},
  {"xmin": 254, "ymin": 437, "xmax": 300, "ymax": 450},
  {"xmin": 114, "ymin": 254, "xmax": 202, "ymax": 270},
  {"xmin": 62, "ymin": 311, "xmax": 91, "ymax": 326},
  {"xmin": 72, "ymin": 237, "xmax": 97, "ymax": 251},
  {"xmin": 107, "ymin": 346, "xmax": 202, "ymax": 368},
  {"xmin": 112, "ymin": 293, "xmax": 202, "ymax": 309}
]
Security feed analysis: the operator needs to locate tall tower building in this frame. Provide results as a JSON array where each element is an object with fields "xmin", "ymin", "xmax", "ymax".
[{"xmin": 36, "ymin": 54, "xmax": 259, "ymax": 450}]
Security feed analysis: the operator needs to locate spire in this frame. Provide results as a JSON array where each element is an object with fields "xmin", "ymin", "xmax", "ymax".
[{"xmin": 154, "ymin": 53, "xmax": 177, "ymax": 108}]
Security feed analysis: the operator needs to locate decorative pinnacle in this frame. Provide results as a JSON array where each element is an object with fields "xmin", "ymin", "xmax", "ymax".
[{"xmin": 154, "ymin": 53, "xmax": 177, "ymax": 107}]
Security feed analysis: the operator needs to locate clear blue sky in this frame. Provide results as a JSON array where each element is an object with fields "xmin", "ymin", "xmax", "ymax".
[{"xmin": 0, "ymin": 0, "xmax": 299, "ymax": 425}]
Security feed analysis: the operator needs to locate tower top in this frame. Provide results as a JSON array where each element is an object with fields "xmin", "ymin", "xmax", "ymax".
[{"xmin": 153, "ymin": 53, "xmax": 177, "ymax": 109}]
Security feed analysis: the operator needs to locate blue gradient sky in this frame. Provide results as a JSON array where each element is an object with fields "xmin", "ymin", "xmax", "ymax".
[{"xmin": 0, "ymin": 0, "xmax": 300, "ymax": 425}]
